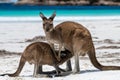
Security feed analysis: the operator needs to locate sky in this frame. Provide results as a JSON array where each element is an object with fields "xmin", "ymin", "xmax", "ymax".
[{"xmin": 11, "ymin": 0, "xmax": 18, "ymax": 2}]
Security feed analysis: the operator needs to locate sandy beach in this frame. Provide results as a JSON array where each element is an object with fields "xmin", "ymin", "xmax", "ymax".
[{"xmin": 0, "ymin": 17, "xmax": 120, "ymax": 80}]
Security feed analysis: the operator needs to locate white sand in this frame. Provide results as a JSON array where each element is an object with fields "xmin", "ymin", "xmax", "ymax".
[{"xmin": 0, "ymin": 16, "xmax": 120, "ymax": 80}]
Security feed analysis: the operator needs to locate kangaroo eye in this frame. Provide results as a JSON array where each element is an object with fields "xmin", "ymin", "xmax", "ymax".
[
  {"xmin": 43, "ymin": 23, "xmax": 45, "ymax": 26},
  {"xmin": 50, "ymin": 24, "xmax": 53, "ymax": 26}
]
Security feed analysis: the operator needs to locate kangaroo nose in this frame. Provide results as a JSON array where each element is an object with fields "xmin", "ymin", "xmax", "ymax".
[{"xmin": 46, "ymin": 28, "xmax": 49, "ymax": 32}]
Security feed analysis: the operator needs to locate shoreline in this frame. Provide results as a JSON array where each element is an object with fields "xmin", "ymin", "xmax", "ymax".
[{"xmin": 1, "ymin": 16, "xmax": 120, "ymax": 22}]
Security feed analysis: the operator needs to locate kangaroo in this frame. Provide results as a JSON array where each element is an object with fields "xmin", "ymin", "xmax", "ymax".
[
  {"xmin": 1, "ymin": 42, "xmax": 72, "ymax": 77},
  {"xmin": 40, "ymin": 12, "xmax": 64, "ymax": 61},
  {"xmin": 40, "ymin": 12, "xmax": 120, "ymax": 73}
]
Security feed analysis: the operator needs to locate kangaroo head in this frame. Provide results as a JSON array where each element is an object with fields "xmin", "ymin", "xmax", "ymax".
[{"xmin": 40, "ymin": 12, "xmax": 56, "ymax": 32}]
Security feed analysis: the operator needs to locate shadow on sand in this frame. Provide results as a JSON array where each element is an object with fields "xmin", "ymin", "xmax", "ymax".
[
  {"xmin": 34, "ymin": 69, "xmax": 100, "ymax": 77},
  {"xmin": 0, "ymin": 69, "xmax": 100, "ymax": 78}
]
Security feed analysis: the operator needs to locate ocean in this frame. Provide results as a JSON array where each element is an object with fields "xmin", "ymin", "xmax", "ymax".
[
  {"xmin": 0, "ymin": 7, "xmax": 120, "ymax": 17},
  {"xmin": 0, "ymin": 3, "xmax": 120, "ymax": 16},
  {"xmin": 0, "ymin": 3, "xmax": 120, "ymax": 22},
  {"xmin": 0, "ymin": 3, "xmax": 120, "ymax": 52},
  {"xmin": 0, "ymin": 3, "xmax": 120, "ymax": 19}
]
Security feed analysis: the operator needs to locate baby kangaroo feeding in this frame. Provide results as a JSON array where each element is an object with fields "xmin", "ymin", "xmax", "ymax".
[
  {"xmin": 40, "ymin": 12, "xmax": 120, "ymax": 73},
  {"xmin": 1, "ymin": 42, "xmax": 72, "ymax": 77}
]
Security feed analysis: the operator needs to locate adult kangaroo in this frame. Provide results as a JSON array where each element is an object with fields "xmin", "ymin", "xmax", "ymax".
[
  {"xmin": 40, "ymin": 12, "xmax": 120, "ymax": 73},
  {"xmin": 1, "ymin": 42, "xmax": 72, "ymax": 77}
]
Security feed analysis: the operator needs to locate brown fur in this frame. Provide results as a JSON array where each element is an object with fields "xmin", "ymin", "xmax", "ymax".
[
  {"xmin": 1, "ymin": 42, "xmax": 72, "ymax": 77},
  {"xmin": 40, "ymin": 12, "xmax": 64, "ymax": 61},
  {"xmin": 40, "ymin": 12, "xmax": 120, "ymax": 73}
]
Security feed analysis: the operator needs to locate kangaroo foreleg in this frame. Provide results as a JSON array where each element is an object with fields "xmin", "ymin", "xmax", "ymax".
[
  {"xmin": 33, "ymin": 64, "xmax": 48, "ymax": 78},
  {"xmin": 58, "ymin": 44, "xmax": 63, "ymax": 61},
  {"xmin": 73, "ymin": 53, "xmax": 80, "ymax": 73},
  {"xmin": 66, "ymin": 60, "xmax": 72, "ymax": 71},
  {"xmin": 49, "ymin": 42, "xmax": 60, "ymax": 61},
  {"xmin": 38, "ymin": 65, "xmax": 43, "ymax": 74},
  {"xmin": 33, "ymin": 63, "xmax": 39, "ymax": 77}
]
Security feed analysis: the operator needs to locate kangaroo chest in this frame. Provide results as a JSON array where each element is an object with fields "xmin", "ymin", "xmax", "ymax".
[
  {"xmin": 46, "ymin": 32, "xmax": 61, "ymax": 44},
  {"xmin": 48, "ymin": 38, "xmax": 59, "ymax": 44}
]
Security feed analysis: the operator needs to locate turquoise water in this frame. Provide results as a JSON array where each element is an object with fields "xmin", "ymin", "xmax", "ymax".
[
  {"xmin": 0, "ymin": 4, "xmax": 120, "ymax": 17},
  {"xmin": 0, "ymin": 9, "xmax": 120, "ymax": 17}
]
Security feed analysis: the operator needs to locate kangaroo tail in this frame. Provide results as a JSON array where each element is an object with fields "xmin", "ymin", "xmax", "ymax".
[
  {"xmin": 88, "ymin": 44, "xmax": 120, "ymax": 70},
  {"xmin": 1, "ymin": 55, "xmax": 26, "ymax": 77}
]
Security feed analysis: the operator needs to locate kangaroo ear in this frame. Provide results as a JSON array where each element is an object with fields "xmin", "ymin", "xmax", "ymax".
[
  {"xmin": 49, "ymin": 11, "xmax": 56, "ymax": 20},
  {"xmin": 40, "ymin": 12, "xmax": 47, "ymax": 21}
]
